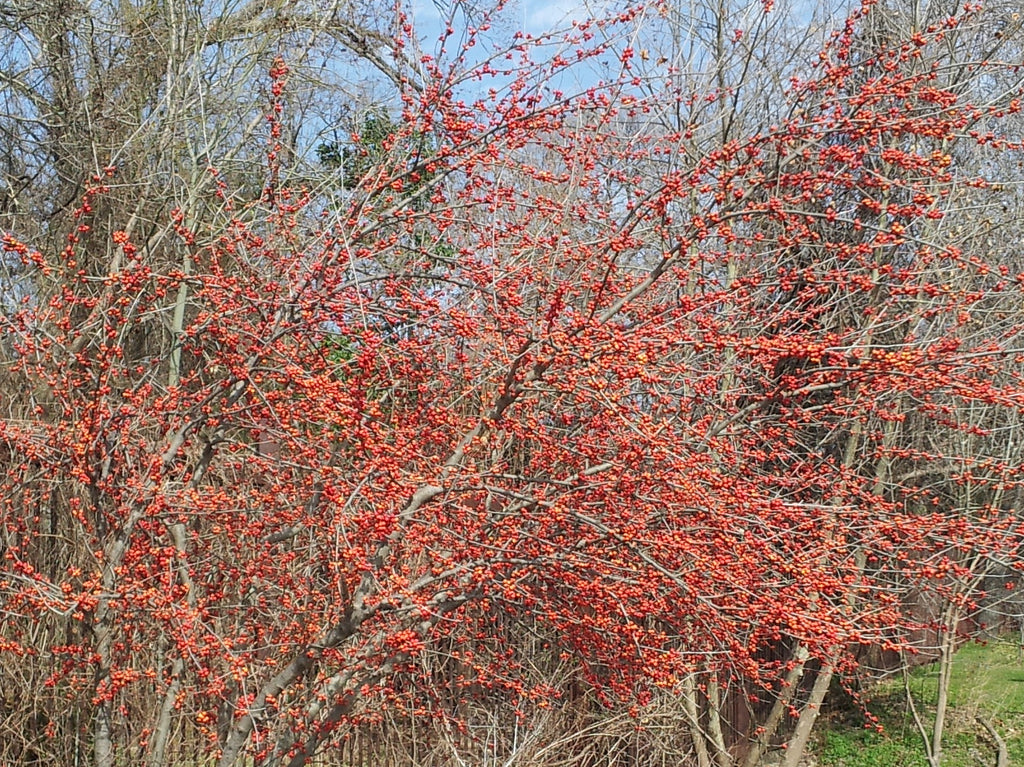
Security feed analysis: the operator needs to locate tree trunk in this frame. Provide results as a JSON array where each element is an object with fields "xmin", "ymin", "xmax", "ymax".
[
  {"xmin": 929, "ymin": 609, "xmax": 960, "ymax": 767},
  {"xmin": 741, "ymin": 644, "xmax": 808, "ymax": 767},
  {"xmin": 682, "ymin": 672, "xmax": 713, "ymax": 767},
  {"xmin": 781, "ymin": 660, "xmax": 833, "ymax": 767},
  {"xmin": 706, "ymin": 673, "xmax": 731, "ymax": 767}
]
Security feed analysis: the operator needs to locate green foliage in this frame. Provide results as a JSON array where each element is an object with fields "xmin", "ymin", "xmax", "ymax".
[
  {"xmin": 317, "ymin": 110, "xmax": 395, "ymax": 189},
  {"xmin": 322, "ymin": 333, "xmax": 356, "ymax": 368},
  {"xmin": 314, "ymin": 141, "xmax": 343, "ymax": 170},
  {"xmin": 316, "ymin": 109, "xmax": 436, "ymax": 196}
]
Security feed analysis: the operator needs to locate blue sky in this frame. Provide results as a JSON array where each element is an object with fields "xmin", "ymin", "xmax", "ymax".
[{"xmin": 410, "ymin": 0, "xmax": 609, "ymax": 38}]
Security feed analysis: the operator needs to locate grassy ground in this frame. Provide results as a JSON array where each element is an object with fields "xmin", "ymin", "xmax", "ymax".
[{"xmin": 815, "ymin": 639, "xmax": 1024, "ymax": 767}]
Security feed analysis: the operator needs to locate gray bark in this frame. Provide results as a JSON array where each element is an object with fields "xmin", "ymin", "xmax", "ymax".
[{"xmin": 781, "ymin": 660, "xmax": 833, "ymax": 767}]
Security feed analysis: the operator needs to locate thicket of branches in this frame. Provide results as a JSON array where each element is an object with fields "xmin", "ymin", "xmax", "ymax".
[{"xmin": 1, "ymin": 1, "xmax": 1023, "ymax": 766}]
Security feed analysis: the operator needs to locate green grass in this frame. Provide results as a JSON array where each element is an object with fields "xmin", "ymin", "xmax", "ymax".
[
  {"xmin": 819, "ymin": 728, "xmax": 928, "ymax": 767},
  {"xmin": 944, "ymin": 641, "xmax": 1024, "ymax": 714},
  {"xmin": 816, "ymin": 638, "xmax": 1024, "ymax": 767}
]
